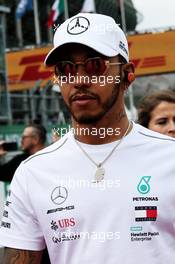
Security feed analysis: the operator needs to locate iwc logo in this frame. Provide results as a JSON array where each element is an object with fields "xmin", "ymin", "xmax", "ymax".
[
  {"xmin": 67, "ymin": 16, "xmax": 90, "ymax": 35},
  {"xmin": 51, "ymin": 186, "xmax": 68, "ymax": 205}
]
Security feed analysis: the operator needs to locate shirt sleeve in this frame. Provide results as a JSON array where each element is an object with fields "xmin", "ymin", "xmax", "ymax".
[{"xmin": 0, "ymin": 163, "xmax": 46, "ymax": 250}]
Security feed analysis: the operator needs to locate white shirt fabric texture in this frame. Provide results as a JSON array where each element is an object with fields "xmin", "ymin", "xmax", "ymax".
[{"xmin": 0, "ymin": 123, "xmax": 175, "ymax": 264}]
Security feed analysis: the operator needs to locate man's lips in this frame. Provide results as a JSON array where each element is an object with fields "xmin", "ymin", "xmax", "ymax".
[
  {"xmin": 71, "ymin": 94, "xmax": 97, "ymax": 101},
  {"xmin": 70, "ymin": 94, "xmax": 97, "ymax": 106}
]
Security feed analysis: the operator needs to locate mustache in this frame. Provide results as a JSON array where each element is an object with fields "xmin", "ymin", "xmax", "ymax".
[{"xmin": 69, "ymin": 89, "xmax": 100, "ymax": 104}]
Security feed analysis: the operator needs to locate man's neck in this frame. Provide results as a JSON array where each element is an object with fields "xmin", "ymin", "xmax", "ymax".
[{"xmin": 72, "ymin": 113, "xmax": 131, "ymax": 144}]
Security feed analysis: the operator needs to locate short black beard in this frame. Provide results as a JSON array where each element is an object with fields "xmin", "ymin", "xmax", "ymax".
[{"xmin": 70, "ymin": 84, "xmax": 120, "ymax": 124}]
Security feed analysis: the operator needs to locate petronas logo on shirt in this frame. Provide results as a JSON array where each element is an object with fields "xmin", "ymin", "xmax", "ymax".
[{"xmin": 137, "ymin": 176, "xmax": 151, "ymax": 194}]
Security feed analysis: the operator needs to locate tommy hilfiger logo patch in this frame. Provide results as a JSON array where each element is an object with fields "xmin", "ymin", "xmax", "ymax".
[{"xmin": 135, "ymin": 206, "xmax": 157, "ymax": 222}]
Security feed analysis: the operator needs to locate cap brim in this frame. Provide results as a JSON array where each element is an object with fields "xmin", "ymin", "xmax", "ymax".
[{"xmin": 44, "ymin": 40, "xmax": 119, "ymax": 67}]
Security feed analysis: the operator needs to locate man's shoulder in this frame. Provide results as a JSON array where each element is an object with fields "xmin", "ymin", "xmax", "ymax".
[
  {"xmin": 134, "ymin": 123, "xmax": 175, "ymax": 144},
  {"xmin": 23, "ymin": 132, "xmax": 71, "ymax": 165}
]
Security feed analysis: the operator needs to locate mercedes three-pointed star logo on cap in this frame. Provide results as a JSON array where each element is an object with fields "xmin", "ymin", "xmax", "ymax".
[{"xmin": 67, "ymin": 16, "xmax": 90, "ymax": 35}]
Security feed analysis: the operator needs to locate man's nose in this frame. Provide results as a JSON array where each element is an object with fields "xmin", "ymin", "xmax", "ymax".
[
  {"xmin": 73, "ymin": 65, "xmax": 91, "ymax": 89},
  {"xmin": 167, "ymin": 120, "xmax": 175, "ymax": 135}
]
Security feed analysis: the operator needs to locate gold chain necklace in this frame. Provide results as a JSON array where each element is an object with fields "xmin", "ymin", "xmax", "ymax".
[{"xmin": 73, "ymin": 122, "xmax": 132, "ymax": 183}]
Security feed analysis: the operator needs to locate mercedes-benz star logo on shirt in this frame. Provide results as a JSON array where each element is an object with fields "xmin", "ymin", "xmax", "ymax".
[
  {"xmin": 67, "ymin": 16, "xmax": 90, "ymax": 35},
  {"xmin": 51, "ymin": 186, "xmax": 68, "ymax": 205}
]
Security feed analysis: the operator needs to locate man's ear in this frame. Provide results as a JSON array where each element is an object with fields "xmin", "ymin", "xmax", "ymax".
[
  {"xmin": 33, "ymin": 135, "xmax": 40, "ymax": 146},
  {"xmin": 122, "ymin": 62, "xmax": 135, "ymax": 85}
]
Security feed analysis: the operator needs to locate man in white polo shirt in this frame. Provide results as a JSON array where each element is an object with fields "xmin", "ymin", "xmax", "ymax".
[{"xmin": 0, "ymin": 13, "xmax": 175, "ymax": 264}]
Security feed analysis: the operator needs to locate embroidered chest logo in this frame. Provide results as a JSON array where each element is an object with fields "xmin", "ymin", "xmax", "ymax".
[
  {"xmin": 135, "ymin": 206, "xmax": 157, "ymax": 222},
  {"xmin": 51, "ymin": 186, "xmax": 68, "ymax": 205},
  {"xmin": 67, "ymin": 16, "xmax": 90, "ymax": 35},
  {"xmin": 137, "ymin": 176, "xmax": 151, "ymax": 194}
]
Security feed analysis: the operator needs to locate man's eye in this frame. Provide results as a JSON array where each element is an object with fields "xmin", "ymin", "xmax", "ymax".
[{"xmin": 157, "ymin": 119, "xmax": 167, "ymax": 125}]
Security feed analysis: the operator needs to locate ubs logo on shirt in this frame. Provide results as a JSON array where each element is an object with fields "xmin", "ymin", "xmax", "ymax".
[
  {"xmin": 58, "ymin": 217, "xmax": 76, "ymax": 228},
  {"xmin": 51, "ymin": 217, "xmax": 76, "ymax": 230}
]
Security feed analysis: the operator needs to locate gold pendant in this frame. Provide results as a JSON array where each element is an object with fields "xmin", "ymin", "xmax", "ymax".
[{"xmin": 93, "ymin": 166, "xmax": 105, "ymax": 183}]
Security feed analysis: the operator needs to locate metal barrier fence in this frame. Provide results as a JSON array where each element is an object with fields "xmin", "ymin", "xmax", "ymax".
[{"xmin": 2, "ymin": 81, "xmax": 70, "ymax": 126}]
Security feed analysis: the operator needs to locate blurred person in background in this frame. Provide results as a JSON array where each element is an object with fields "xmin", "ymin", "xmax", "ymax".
[
  {"xmin": 0, "ymin": 124, "xmax": 47, "ymax": 182},
  {"xmin": 137, "ymin": 89, "xmax": 175, "ymax": 138},
  {"xmin": 0, "ymin": 124, "xmax": 51, "ymax": 264},
  {"xmin": 51, "ymin": 128, "xmax": 60, "ymax": 143}
]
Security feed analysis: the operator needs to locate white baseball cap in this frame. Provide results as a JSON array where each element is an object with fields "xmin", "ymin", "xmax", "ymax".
[{"xmin": 44, "ymin": 13, "xmax": 129, "ymax": 66}]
